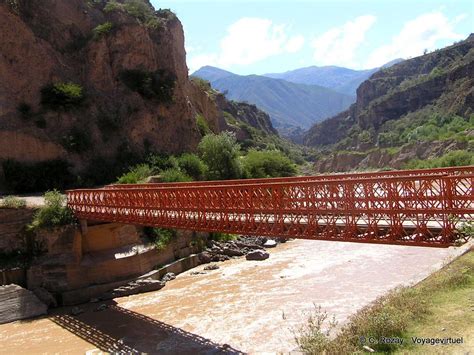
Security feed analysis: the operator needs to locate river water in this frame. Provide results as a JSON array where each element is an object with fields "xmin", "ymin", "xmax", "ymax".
[{"xmin": 0, "ymin": 240, "xmax": 468, "ymax": 354}]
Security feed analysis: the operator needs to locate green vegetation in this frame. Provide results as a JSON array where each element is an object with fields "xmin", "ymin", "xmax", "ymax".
[
  {"xmin": 176, "ymin": 153, "xmax": 207, "ymax": 180},
  {"xmin": 144, "ymin": 227, "xmax": 176, "ymax": 250},
  {"xmin": 28, "ymin": 190, "xmax": 75, "ymax": 231},
  {"xmin": 296, "ymin": 251, "xmax": 474, "ymax": 354},
  {"xmin": 196, "ymin": 114, "xmax": 212, "ymax": 136},
  {"xmin": 119, "ymin": 69, "xmax": 176, "ymax": 102},
  {"xmin": 198, "ymin": 132, "xmax": 242, "ymax": 180},
  {"xmin": 160, "ymin": 168, "xmax": 192, "ymax": 182},
  {"xmin": 0, "ymin": 196, "xmax": 26, "ymax": 209},
  {"xmin": 243, "ymin": 149, "xmax": 296, "ymax": 178},
  {"xmin": 209, "ymin": 232, "xmax": 238, "ymax": 242},
  {"xmin": 405, "ymin": 150, "xmax": 474, "ymax": 169},
  {"xmin": 61, "ymin": 127, "xmax": 92, "ymax": 153},
  {"xmin": 92, "ymin": 22, "xmax": 114, "ymax": 40},
  {"xmin": 104, "ymin": 0, "xmax": 164, "ymax": 29},
  {"xmin": 116, "ymin": 164, "xmax": 153, "ymax": 184},
  {"xmin": 2, "ymin": 159, "xmax": 74, "ymax": 194},
  {"xmin": 40, "ymin": 82, "xmax": 84, "ymax": 110}
]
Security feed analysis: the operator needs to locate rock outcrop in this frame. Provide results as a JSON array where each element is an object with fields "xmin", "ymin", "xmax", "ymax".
[
  {"xmin": 0, "ymin": 0, "xmax": 279, "ymax": 192},
  {"xmin": 0, "ymin": 284, "xmax": 47, "ymax": 324}
]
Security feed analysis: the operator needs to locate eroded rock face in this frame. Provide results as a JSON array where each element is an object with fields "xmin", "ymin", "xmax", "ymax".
[
  {"xmin": 0, "ymin": 284, "xmax": 47, "ymax": 324},
  {"xmin": 0, "ymin": 0, "xmax": 277, "ymax": 190}
]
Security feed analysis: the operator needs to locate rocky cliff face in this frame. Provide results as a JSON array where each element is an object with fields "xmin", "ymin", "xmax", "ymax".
[
  {"xmin": 305, "ymin": 35, "xmax": 474, "ymax": 147},
  {"xmin": 0, "ymin": 0, "xmax": 277, "ymax": 191},
  {"xmin": 304, "ymin": 34, "xmax": 473, "ymax": 172}
]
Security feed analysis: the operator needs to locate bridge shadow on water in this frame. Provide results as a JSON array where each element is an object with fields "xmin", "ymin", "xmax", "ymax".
[{"xmin": 50, "ymin": 301, "xmax": 243, "ymax": 354}]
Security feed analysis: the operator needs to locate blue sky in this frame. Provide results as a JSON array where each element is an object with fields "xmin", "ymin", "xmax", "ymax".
[{"xmin": 151, "ymin": 0, "xmax": 473, "ymax": 75}]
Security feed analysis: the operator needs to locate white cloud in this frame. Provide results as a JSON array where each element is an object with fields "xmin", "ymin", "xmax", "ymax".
[
  {"xmin": 366, "ymin": 12, "xmax": 466, "ymax": 68},
  {"xmin": 311, "ymin": 15, "xmax": 376, "ymax": 68},
  {"xmin": 187, "ymin": 17, "xmax": 304, "ymax": 72}
]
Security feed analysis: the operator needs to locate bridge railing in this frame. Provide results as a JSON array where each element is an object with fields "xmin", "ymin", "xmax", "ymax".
[
  {"xmin": 104, "ymin": 166, "xmax": 474, "ymax": 189},
  {"xmin": 67, "ymin": 171, "xmax": 474, "ymax": 247}
]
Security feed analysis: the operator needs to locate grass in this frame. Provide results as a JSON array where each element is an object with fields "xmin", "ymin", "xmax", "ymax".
[
  {"xmin": 0, "ymin": 195, "xmax": 26, "ymax": 209},
  {"xmin": 28, "ymin": 190, "xmax": 75, "ymax": 231},
  {"xmin": 144, "ymin": 227, "xmax": 177, "ymax": 250},
  {"xmin": 296, "ymin": 250, "xmax": 474, "ymax": 354},
  {"xmin": 209, "ymin": 232, "xmax": 238, "ymax": 242}
]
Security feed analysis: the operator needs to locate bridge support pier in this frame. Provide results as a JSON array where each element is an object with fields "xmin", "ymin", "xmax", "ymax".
[{"xmin": 79, "ymin": 219, "xmax": 88, "ymax": 236}]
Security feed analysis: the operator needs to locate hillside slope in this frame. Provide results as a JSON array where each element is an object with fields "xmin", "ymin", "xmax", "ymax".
[
  {"xmin": 193, "ymin": 66, "xmax": 353, "ymax": 135},
  {"xmin": 304, "ymin": 35, "xmax": 474, "ymax": 172},
  {"xmin": 0, "ymin": 0, "xmax": 277, "ymax": 192}
]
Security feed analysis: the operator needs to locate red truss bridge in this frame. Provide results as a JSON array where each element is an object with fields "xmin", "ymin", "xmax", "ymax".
[{"xmin": 66, "ymin": 166, "xmax": 474, "ymax": 247}]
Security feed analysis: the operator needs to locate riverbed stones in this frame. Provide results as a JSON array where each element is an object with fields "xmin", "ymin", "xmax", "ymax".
[
  {"xmin": 162, "ymin": 272, "xmax": 176, "ymax": 282},
  {"xmin": 223, "ymin": 247, "xmax": 244, "ymax": 257},
  {"xmin": 263, "ymin": 239, "xmax": 277, "ymax": 248},
  {"xmin": 198, "ymin": 251, "xmax": 212, "ymax": 263},
  {"xmin": 246, "ymin": 250, "xmax": 270, "ymax": 261},
  {"xmin": 0, "ymin": 284, "xmax": 48, "ymax": 324},
  {"xmin": 204, "ymin": 264, "xmax": 220, "ymax": 271}
]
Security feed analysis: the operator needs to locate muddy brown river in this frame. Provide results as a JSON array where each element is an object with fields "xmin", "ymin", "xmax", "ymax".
[{"xmin": 0, "ymin": 240, "xmax": 469, "ymax": 354}]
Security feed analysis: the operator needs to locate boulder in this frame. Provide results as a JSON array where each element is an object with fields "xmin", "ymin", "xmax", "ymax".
[
  {"xmin": 32, "ymin": 287, "xmax": 57, "ymax": 308},
  {"xmin": 263, "ymin": 239, "xmax": 277, "ymax": 248},
  {"xmin": 0, "ymin": 284, "xmax": 47, "ymax": 324},
  {"xmin": 161, "ymin": 272, "xmax": 176, "ymax": 282},
  {"xmin": 246, "ymin": 250, "xmax": 269, "ymax": 261},
  {"xmin": 223, "ymin": 247, "xmax": 244, "ymax": 257},
  {"xmin": 198, "ymin": 251, "xmax": 212, "ymax": 264}
]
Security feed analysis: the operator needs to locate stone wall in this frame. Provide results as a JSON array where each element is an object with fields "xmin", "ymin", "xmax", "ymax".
[{"xmin": 0, "ymin": 208, "xmax": 35, "ymax": 253}]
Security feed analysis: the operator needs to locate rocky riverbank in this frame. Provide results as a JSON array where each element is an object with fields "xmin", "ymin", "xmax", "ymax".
[{"xmin": 198, "ymin": 236, "xmax": 286, "ymax": 264}]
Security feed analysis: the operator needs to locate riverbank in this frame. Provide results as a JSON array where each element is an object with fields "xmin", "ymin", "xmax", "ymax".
[
  {"xmin": 297, "ymin": 248, "xmax": 473, "ymax": 354},
  {"xmin": 0, "ymin": 239, "xmax": 470, "ymax": 353}
]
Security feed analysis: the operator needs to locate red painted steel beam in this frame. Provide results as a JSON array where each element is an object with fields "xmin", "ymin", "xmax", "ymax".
[{"xmin": 67, "ymin": 168, "xmax": 474, "ymax": 247}]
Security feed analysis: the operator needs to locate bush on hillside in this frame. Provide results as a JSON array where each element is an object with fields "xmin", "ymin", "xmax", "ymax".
[
  {"xmin": 196, "ymin": 114, "xmax": 211, "ymax": 136},
  {"xmin": 198, "ymin": 132, "xmax": 242, "ymax": 180},
  {"xmin": 176, "ymin": 153, "xmax": 206, "ymax": 180},
  {"xmin": 92, "ymin": 22, "xmax": 114, "ymax": 40},
  {"xmin": 28, "ymin": 190, "xmax": 75, "ymax": 231},
  {"xmin": 404, "ymin": 150, "xmax": 474, "ymax": 169},
  {"xmin": 116, "ymin": 164, "xmax": 154, "ymax": 184},
  {"xmin": 160, "ymin": 168, "xmax": 192, "ymax": 182},
  {"xmin": 40, "ymin": 82, "xmax": 84, "ymax": 110},
  {"xmin": 243, "ymin": 149, "xmax": 297, "ymax": 178},
  {"xmin": 119, "ymin": 69, "xmax": 176, "ymax": 102},
  {"xmin": 144, "ymin": 227, "xmax": 176, "ymax": 250}
]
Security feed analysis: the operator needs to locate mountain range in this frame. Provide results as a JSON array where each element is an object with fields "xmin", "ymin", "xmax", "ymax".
[
  {"xmin": 192, "ymin": 60, "xmax": 402, "ymax": 138},
  {"xmin": 192, "ymin": 66, "xmax": 354, "ymax": 136}
]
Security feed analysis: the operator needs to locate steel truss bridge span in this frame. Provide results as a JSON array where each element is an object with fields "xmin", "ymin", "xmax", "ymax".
[{"xmin": 67, "ymin": 166, "xmax": 474, "ymax": 247}]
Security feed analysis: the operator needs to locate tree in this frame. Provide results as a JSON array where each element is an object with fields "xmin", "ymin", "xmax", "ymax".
[{"xmin": 198, "ymin": 132, "xmax": 242, "ymax": 180}]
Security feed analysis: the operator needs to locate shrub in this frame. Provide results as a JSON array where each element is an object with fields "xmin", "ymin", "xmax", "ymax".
[
  {"xmin": 198, "ymin": 132, "xmax": 242, "ymax": 180},
  {"xmin": 17, "ymin": 102, "xmax": 32, "ymax": 119},
  {"xmin": 0, "ymin": 196, "xmax": 26, "ymax": 209},
  {"xmin": 40, "ymin": 82, "xmax": 84, "ymax": 110},
  {"xmin": 61, "ymin": 127, "xmax": 92, "ymax": 153},
  {"xmin": 177, "ymin": 153, "xmax": 206, "ymax": 180},
  {"xmin": 243, "ymin": 149, "xmax": 296, "ymax": 178},
  {"xmin": 160, "ymin": 168, "xmax": 192, "ymax": 182},
  {"xmin": 209, "ymin": 232, "xmax": 237, "ymax": 242},
  {"xmin": 104, "ymin": 0, "xmax": 163, "ymax": 29},
  {"xmin": 28, "ymin": 190, "xmax": 75, "ymax": 231},
  {"xmin": 405, "ymin": 150, "xmax": 474, "ymax": 169},
  {"xmin": 144, "ymin": 227, "xmax": 176, "ymax": 250},
  {"xmin": 196, "ymin": 114, "xmax": 211, "ymax": 136},
  {"xmin": 2, "ymin": 159, "xmax": 75, "ymax": 193},
  {"xmin": 116, "ymin": 164, "xmax": 153, "ymax": 184},
  {"xmin": 92, "ymin": 22, "xmax": 113, "ymax": 40},
  {"xmin": 119, "ymin": 69, "xmax": 175, "ymax": 102},
  {"xmin": 147, "ymin": 154, "xmax": 178, "ymax": 171}
]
